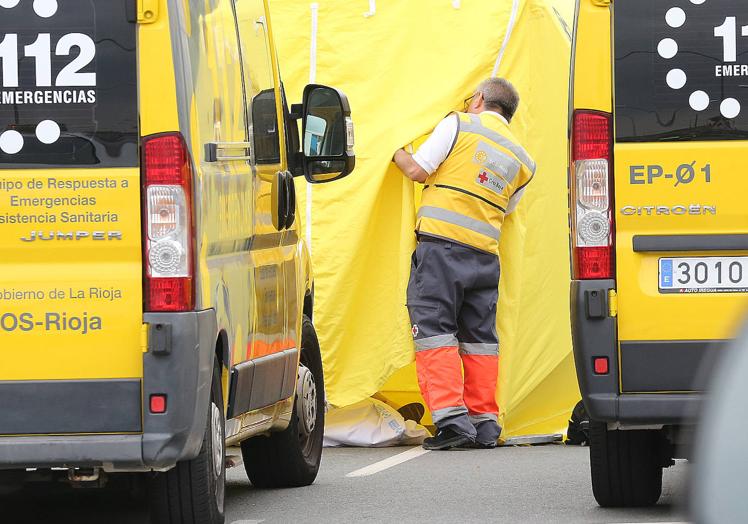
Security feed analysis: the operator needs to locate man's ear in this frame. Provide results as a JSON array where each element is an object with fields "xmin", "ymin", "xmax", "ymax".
[{"xmin": 474, "ymin": 92, "xmax": 484, "ymax": 111}]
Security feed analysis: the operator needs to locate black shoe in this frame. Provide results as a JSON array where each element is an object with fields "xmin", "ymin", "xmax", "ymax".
[
  {"xmin": 464, "ymin": 440, "xmax": 498, "ymax": 450},
  {"xmin": 422, "ymin": 428, "xmax": 475, "ymax": 450}
]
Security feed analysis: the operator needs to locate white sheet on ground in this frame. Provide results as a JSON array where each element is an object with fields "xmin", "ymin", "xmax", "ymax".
[{"xmin": 323, "ymin": 398, "xmax": 430, "ymax": 448}]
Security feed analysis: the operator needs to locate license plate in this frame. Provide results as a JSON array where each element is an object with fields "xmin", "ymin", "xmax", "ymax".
[{"xmin": 659, "ymin": 257, "xmax": 748, "ymax": 294}]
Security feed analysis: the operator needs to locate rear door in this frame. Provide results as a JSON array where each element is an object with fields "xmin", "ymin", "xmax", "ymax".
[
  {"xmin": 613, "ymin": 0, "xmax": 748, "ymax": 392},
  {"xmin": 0, "ymin": 2, "xmax": 142, "ymax": 432}
]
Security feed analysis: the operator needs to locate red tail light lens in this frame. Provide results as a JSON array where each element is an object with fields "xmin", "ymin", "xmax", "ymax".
[
  {"xmin": 142, "ymin": 133, "xmax": 194, "ymax": 312},
  {"xmin": 576, "ymin": 247, "xmax": 614, "ymax": 280},
  {"xmin": 143, "ymin": 134, "xmax": 191, "ymax": 184},
  {"xmin": 146, "ymin": 278, "xmax": 193, "ymax": 312},
  {"xmin": 571, "ymin": 111, "xmax": 614, "ymax": 280},
  {"xmin": 573, "ymin": 111, "xmax": 611, "ymax": 161}
]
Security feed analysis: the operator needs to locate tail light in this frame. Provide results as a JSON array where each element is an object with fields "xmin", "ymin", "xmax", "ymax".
[
  {"xmin": 142, "ymin": 133, "xmax": 194, "ymax": 311},
  {"xmin": 571, "ymin": 110, "xmax": 615, "ymax": 280}
]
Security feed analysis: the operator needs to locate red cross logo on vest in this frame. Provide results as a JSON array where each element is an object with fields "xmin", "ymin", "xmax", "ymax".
[{"xmin": 478, "ymin": 170, "xmax": 489, "ymax": 184}]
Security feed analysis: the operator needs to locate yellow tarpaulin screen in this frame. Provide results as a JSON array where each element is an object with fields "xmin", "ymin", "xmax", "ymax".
[{"xmin": 269, "ymin": 0, "xmax": 579, "ymax": 438}]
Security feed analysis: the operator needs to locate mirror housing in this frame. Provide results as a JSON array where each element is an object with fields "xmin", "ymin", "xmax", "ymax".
[{"xmin": 299, "ymin": 84, "xmax": 355, "ymax": 184}]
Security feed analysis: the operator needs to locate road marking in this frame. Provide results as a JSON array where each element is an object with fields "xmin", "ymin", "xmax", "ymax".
[
  {"xmin": 230, "ymin": 520, "xmax": 265, "ymax": 524},
  {"xmin": 345, "ymin": 447, "xmax": 431, "ymax": 478}
]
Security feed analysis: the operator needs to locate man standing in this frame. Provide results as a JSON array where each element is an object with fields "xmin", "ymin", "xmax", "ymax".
[{"xmin": 393, "ymin": 78, "xmax": 535, "ymax": 450}]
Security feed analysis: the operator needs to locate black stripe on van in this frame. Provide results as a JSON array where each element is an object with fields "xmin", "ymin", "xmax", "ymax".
[{"xmin": 633, "ymin": 234, "xmax": 748, "ymax": 253}]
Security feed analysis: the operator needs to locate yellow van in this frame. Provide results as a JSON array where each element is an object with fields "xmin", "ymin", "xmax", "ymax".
[
  {"xmin": 0, "ymin": 1, "xmax": 354, "ymax": 522},
  {"xmin": 570, "ymin": 0, "xmax": 748, "ymax": 508}
]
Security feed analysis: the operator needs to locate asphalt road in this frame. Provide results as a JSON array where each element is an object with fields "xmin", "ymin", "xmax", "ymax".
[{"xmin": 1, "ymin": 444, "xmax": 690, "ymax": 524}]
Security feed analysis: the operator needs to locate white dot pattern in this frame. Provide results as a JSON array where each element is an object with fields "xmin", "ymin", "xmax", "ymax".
[
  {"xmin": 0, "ymin": 130, "xmax": 24, "ymax": 155},
  {"xmin": 36, "ymin": 120, "xmax": 60, "ymax": 144},
  {"xmin": 658, "ymin": 38, "xmax": 678, "ymax": 59},
  {"xmin": 666, "ymin": 8, "xmax": 686, "ymax": 28},
  {"xmin": 33, "ymin": 0, "xmax": 57, "ymax": 18},
  {"xmin": 689, "ymin": 91, "xmax": 710, "ymax": 112},
  {"xmin": 667, "ymin": 69, "xmax": 687, "ymax": 89},
  {"xmin": 721, "ymin": 98, "xmax": 741, "ymax": 119},
  {"xmin": 0, "ymin": 1, "xmax": 65, "ymax": 156},
  {"xmin": 661, "ymin": 1, "xmax": 743, "ymax": 118}
]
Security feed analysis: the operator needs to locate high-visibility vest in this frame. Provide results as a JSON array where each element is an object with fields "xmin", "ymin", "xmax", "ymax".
[{"xmin": 417, "ymin": 111, "xmax": 535, "ymax": 255}]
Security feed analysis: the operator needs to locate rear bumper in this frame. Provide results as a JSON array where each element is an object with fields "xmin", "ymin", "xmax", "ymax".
[
  {"xmin": 0, "ymin": 309, "xmax": 217, "ymax": 472},
  {"xmin": 583, "ymin": 392, "xmax": 702, "ymax": 425},
  {"xmin": 571, "ymin": 280, "xmax": 702, "ymax": 425},
  {"xmin": 0, "ymin": 434, "xmax": 163, "ymax": 472}
]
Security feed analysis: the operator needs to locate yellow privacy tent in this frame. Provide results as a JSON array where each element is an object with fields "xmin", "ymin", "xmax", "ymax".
[{"xmin": 269, "ymin": 0, "xmax": 579, "ymax": 438}]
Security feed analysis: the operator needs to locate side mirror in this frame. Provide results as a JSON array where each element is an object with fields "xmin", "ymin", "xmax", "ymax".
[{"xmin": 300, "ymin": 84, "xmax": 355, "ymax": 184}]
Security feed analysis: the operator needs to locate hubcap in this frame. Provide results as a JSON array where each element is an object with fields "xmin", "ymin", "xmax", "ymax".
[
  {"xmin": 296, "ymin": 365, "xmax": 317, "ymax": 436},
  {"xmin": 211, "ymin": 402, "xmax": 223, "ymax": 478}
]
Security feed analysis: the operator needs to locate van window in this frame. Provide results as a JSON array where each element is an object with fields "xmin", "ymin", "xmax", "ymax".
[
  {"xmin": 0, "ymin": 1, "xmax": 138, "ymax": 167},
  {"xmin": 234, "ymin": 1, "xmax": 281, "ymax": 165},
  {"xmin": 615, "ymin": 0, "xmax": 748, "ymax": 142}
]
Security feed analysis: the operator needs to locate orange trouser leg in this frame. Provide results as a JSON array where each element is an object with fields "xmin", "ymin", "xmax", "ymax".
[
  {"xmin": 461, "ymin": 354, "xmax": 499, "ymax": 416},
  {"xmin": 415, "ymin": 345, "xmax": 465, "ymax": 416}
]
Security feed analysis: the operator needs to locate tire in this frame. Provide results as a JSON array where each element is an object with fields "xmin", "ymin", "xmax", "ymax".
[
  {"xmin": 149, "ymin": 360, "xmax": 226, "ymax": 524},
  {"xmin": 589, "ymin": 421, "xmax": 663, "ymax": 507},
  {"xmin": 241, "ymin": 315, "xmax": 325, "ymax": 488}
]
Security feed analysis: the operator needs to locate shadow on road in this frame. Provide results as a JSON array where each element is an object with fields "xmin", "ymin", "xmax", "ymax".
[
  {"xmin": 592, "ymin": 502, "xmax": 682, "ymax": 520},
  {"xmin": 1, "ymin": 484, "xmax": 149, "ymax": 524}
]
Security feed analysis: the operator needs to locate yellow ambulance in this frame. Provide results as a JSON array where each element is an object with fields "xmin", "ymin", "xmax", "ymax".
[
  {"xmin": 570, "ymin": 0, "xmax": 748, "ymax": 508},
  {"xmin": 0, "ymin": 1, "xmax": 354, "ymax": 522}
]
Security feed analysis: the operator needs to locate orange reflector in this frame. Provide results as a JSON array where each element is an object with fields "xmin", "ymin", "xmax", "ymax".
[
  {"xmin": 150, "ymin": 394, "xmax": 167, "ymax": 414},
  {"xmin": 593, "ymin": 357, "xmax": 609, "ymax": 375}
]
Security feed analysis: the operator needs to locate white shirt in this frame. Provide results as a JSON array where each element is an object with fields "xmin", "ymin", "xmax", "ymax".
[{"xmin": 412, "ymin": 111, "xmax": 526, "ymax": 214}]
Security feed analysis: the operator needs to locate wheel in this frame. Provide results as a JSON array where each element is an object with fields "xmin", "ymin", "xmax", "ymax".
[
  {"xmin": 149, "ymin": 360, "xmax": 225, "ymax": 524},
  {"xmin": 589, "ymin": 421, "xmax": 663, "ymax": 507},
  {"xmin": 241, "ymin": 315, "xmax": 325, "ymax": 488}
]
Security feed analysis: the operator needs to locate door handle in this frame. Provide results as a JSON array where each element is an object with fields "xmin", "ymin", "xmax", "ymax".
[
  {"xmin": 204, "ymin": 142, "xmax": 251, "ymax": 163},
  {"xmin": 283, "ymin": 171, "xmax": 296, "ymax": 229},
  {"xmin": 272, "ymin": 171, "xmax": 287, "ymax": 232},
  {"xmin": 272, "ymin": 171, "xmax": 296, "ymax": 231}
]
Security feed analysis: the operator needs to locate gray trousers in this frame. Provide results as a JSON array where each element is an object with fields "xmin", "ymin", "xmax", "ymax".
[{"xmin": 406, "ymin": 235, "xmax": 502, "ymax": 444}]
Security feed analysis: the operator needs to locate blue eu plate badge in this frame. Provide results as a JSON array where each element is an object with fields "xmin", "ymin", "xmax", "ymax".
[{"xmin": 660, "ymin": 259, "xmax": 673, "ymax": 289}]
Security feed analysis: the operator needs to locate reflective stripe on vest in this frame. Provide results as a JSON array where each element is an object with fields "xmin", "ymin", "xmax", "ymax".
[
  {"xmin": 461, "ymin": 114, "xmax": 536, "ymax": 175},
  {"xmin": 418, "ymin": 206, "xmax": 500, "ymax": 242}
]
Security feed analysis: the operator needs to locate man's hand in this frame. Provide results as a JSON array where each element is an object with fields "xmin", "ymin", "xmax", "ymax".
[{"xmin": 393, "ymin": 148, "xmax": 429, "ymax": 184}]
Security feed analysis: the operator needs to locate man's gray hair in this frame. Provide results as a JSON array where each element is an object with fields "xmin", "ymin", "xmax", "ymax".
[{"xmin": 477, "ymin": 78, "xmax": 520, "ymax": 122}]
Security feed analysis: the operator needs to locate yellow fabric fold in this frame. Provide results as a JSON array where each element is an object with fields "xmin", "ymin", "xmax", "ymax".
[{"xmin": 269, "ymin": 0, "xmax": 579, "ymax": 437}]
